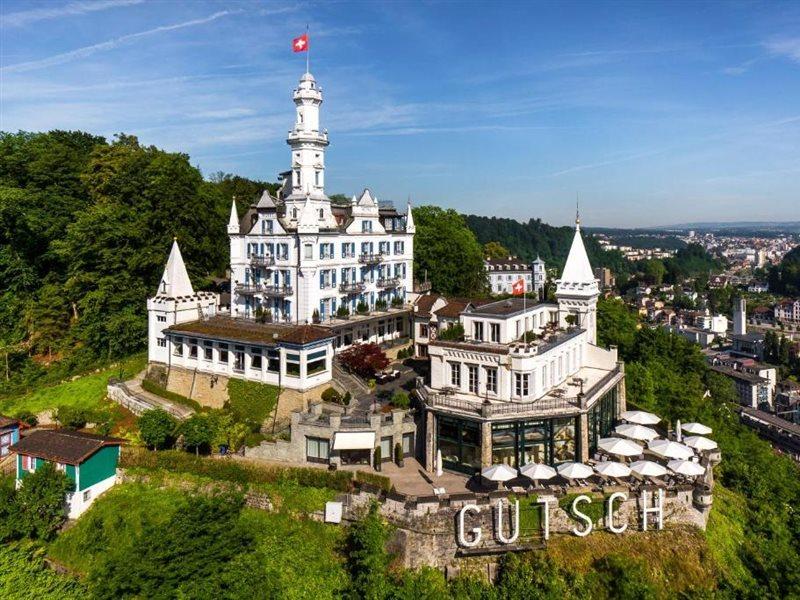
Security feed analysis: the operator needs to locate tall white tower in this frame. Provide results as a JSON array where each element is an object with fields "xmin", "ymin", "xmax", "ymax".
[
  {"xmin": 555, "ymin": 215, "xmax": 600, "ymax": 344},
  {"xmin": 733, "ymin": 297, "xmax": 746, "ymax": 336}
]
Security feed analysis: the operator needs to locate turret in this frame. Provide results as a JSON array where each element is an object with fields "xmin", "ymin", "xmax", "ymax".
[
  {"xmin": 555, "ymin": 214, "xmax": 600, "ymax": 343},
  {"xmin": 227, "ymin": 198, "xmax": 239, "ymax": 234}
]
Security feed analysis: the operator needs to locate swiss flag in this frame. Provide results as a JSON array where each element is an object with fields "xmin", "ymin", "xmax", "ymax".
[
  {"xmin": 293, "ymin": 33, "xmax": 309, "ymax": 53},
  {"xmin": 511, "ymin": 278, "xmax": 526, "ymax": 296}
]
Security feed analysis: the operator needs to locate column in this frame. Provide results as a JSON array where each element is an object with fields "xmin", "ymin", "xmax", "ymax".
[
  {"xmin": 425, "ymin": 410, "xmax": 435, "ymax": 473},
  {"xmin": 579, "ymin": 413, "xmax": 589, "ymax": 463},
  {"xmin": 480, "ymin": 421, "xmax": 492, "ymax": 468}
]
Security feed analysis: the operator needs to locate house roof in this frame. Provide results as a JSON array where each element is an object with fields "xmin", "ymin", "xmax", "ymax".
[
  {"xmin": 560, "ymin": 223, "xmax": 596, "ymax": 285},
  {"xmin": 414, "ymin": 294, "xmax": 442, "ymax": 318},
  {"xmin": 462, "ymin": 297, "xmax": 547, "ymax": 318},
  {"xmin": 434, "ymin": 298, "xmax": 484, "ymax": 319},
  {"xmin": 10, "ymin": 429, "xmax": 124, "ymax": 465},
  {"xmin": 167, "ymin": 316, "xmax": 334, "ymax": 346},
  {"xmin": 0, "ymin": 415, "xmax": 18, "ymax": 429}
]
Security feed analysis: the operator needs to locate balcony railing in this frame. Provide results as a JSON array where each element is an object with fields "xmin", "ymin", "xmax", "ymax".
[
  {"xmin": 236, "ymin": 283, "xmax": 262, "ymax": 295},
  {"xmin": 339, "ymin": 282, "xmax": 366, "ymax": 294},
  {"xmin": 376, "ymin": 277, "xmax": 401, "ymax": 289},
  {"xmin": 262, "ymin": 285, "xmax": 293, "ymax": 297},
  {"xmin": 359, "ymin": 253, "xmax": 384, "ymax": 265},
  {"xmin": 249, "ymin": 254, "xmax": 275, "ymax": 267}
]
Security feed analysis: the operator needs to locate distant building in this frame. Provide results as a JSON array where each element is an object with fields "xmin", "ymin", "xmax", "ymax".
[
  {"xmin": 707, "ymin": 355, "xmax": 776, "ymax": 409},
  {"xmin": 11, "ymin": 430, "xmax": 123, "ymax": 518},
  {"xmin": 775, "ymin": 300, "xmax": 800, "ymax": 324},
  {"xmin": 485, "ymin": 256, "xmax": 546, "ymax": 296},
  {"xmin": 747, "ymin": 282, "xmax": 768, "ymax": 293},
  {"xmin": 0, "ymin": 416, "xmax": 20, "ymax": 458},
  {"xmin": 594, "ymin": 267, "xmax": 615, "ymax": 289}
]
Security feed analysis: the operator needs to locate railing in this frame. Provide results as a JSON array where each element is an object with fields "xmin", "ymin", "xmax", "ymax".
[
  {"xmin": 414, "ymin": 281, "xmax": 432, "ymax": 293},
  {"xmin": 359, "ymin": 253, "xmax": 384, "ymax": 264},
  {"xmin": 376, "ymin": 277, "xmax": 400, "ymax": 289},
  {"xmin": 236, "ymin": 283, "xmax": 262, "ymax": 294},
  {"xmin": 262, "ymin": 285, "xmax": 293, "ymax": 297},
  {"xmin": 339, "ymin": 282, "xmax": 366, "ymax": 294},
  {"xmin": 249, "ymin": 254, "xmax": 275, "ymax": 267}
]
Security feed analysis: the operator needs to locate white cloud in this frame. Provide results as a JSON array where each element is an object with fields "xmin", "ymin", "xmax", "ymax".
[
  {"xmin": 1, "ymin": 10, "xmax": 237, "ymax": 73},
  {"xmin": 2, "ymin": 0, "xmax": 143, "ymax": 27},
  {"xmin": 765, "ymin": 37, "xmax": 800, "ymax": 63}
]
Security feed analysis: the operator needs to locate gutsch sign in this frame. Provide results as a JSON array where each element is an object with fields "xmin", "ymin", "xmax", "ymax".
[{"xmin": 457, "ymin": 490, "xmax": 664, "ymax": 547}]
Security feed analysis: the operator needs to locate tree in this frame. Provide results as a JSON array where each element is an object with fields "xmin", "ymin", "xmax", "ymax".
[
  {"xmin": 338, "ymin": 343, "xmax": 389, "ymax": 377},
  {"xmin": 180, "ymin": 414, "xmax": 216, "ymax": 455},
  {"xmin": 596, "ymin": 298, "xmax": 638, "ymax": 357},
  {"xmin": 483, "ymin": 241, "xmax": 510, "ymax": 260},
  {"xmin": 437, "ymin": 322, "xmax": 465, "ymax": 341},
  {"xmin": 345, "ymin": 502, "xmax": 393, "ymax": 600},
  {"xmin": 413, "ymin": 206, "xmax": 486, "ymax": 296},
  {"xmin": 16, "ymin": 461, "xmax": 73, "ymax": 541},
  {"xmin": 138, "ymin": 409, "xmax": 178, "ymax": 450},
  {"xmin": 642, "ymin": 259, "xmax": 666, "ymax": 285}
]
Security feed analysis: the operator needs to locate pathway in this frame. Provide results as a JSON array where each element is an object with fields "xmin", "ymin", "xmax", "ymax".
[{"xmin": 120, "ymin": 374, "xmax": 195, "ymax": 419}]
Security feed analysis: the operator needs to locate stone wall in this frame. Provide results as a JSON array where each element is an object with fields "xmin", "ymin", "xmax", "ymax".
[
  {"xmin": 163, "ymin": 366, "xmax": 229, "ymax": 409},
  {"xmin": 342, "ymin": 484, "xmax": 711, "ymax": 572}
]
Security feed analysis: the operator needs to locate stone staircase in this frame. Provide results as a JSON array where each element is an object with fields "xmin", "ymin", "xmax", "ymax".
[{"xmin": 332, "ymin": 360, "xmax": 371, "ymax": 397}]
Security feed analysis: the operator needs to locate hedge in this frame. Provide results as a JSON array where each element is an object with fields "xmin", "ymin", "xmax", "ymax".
[
  {"xmin": 227, "ymin": 379, "xmax": 279, "ymax": 432},
  {"xmin": 140, "ymin": 380, "xmax": 201, "ymax": 412},
  {"xmin": 121, "ymin": 448, "xmax": 354, "ymax": 491},
  {"xmin": 354, "ymin": 470, "xmax": 393, "ymax": 493}
]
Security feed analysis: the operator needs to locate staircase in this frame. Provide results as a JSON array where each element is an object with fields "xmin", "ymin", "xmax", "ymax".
[{"xmin": 332, "ymin": 360, "xmax": 371, "ymax": 397}]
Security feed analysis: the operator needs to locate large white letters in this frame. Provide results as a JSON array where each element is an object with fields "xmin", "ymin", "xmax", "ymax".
[
  {"xmin": 641, "ymin": 489, "xmax": 664, "ymax": 531},
  {"xmin": 606, "ymin": 492, "xmax": 628, "ymax": 534},
  {"xmin": 495, "ymin": 500, "xmax": 520, "ymax": 544},
  {"xmin": 571, "ymin": 495, "xmax": 593, "ymax": 537},
  {"xmin": 458, "ymin": 504, "xmax": 482, "ymax": 547}
]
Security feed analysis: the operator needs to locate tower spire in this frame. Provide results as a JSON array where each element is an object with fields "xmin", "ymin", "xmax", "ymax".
[{"xmin": 575, "ymin": 193, "xmax": 580, "ymax": 229}]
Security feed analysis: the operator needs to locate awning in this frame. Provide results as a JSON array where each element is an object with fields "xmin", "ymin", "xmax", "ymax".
[{"xmin": 332, "ymin": 431, "xmax": 375, "ymax": 451}]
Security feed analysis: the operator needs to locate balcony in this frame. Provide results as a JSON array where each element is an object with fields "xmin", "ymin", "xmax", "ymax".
[
  {"xmin": 358, "ymin": 253, "xmax": 384, "ymax": 265},
  {"xmin": 249, "ymin": 254, "xmax": 275, "ymax": 267},
  {"xmin": 262, "ymin": 285, "xmax": 293, "ymax": 297},
  {"xmin": 339, "ymin": 282, "xmax": 366, "ymax": 294},
  {"xmin": 236, "ymin": 283, "xmax": 262, "ymax": 295},
  {"xmin": 376, "ymin": 277, "xmax": 401, "ymax": 289}
]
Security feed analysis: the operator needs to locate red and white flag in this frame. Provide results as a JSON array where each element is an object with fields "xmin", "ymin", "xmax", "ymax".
[
  {"xmin": 292, "ymin": 33, "xmax": 309, "ymax": 53},
  {"xmin": 511, "ymin": 278, "xmax": 526, "ymax": 296}
]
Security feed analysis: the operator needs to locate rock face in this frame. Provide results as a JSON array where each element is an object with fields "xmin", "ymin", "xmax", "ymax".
[{"xmin": 343, "ymin": 484, "xmax": 711, "ymax": 572}]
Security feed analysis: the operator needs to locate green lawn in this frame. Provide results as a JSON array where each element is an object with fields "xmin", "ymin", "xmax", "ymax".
[{"xmin": 0, "ymin": 354, "xmax": 146, "ymax": 417}]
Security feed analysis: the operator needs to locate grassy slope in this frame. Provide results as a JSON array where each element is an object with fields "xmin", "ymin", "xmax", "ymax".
[
  {"xmin": 48, "ymin": 477, "xmax": 347, "ymax": 598},
  {"xmin": 0, "ymin": 543, "xmax": 86, "ymax": 599},
  {"xmin": 0, "ymin": 354, "xmax": 146, "ymax": 416}
]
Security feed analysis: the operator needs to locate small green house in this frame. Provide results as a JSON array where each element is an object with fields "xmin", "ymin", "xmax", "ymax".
[{"xmin": 11, "ymin": 429, "xmax": 123, "ymax": 519}]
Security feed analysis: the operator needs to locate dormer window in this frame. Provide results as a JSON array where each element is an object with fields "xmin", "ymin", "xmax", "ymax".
[{"xmin": 362, "ymin": 220, "xmax": 372, "ymax": 233}]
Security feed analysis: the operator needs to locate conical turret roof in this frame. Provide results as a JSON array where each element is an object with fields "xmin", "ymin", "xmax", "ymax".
[
  {"xmin": 158, "ymin": 239, "xmax": 195, "ymax": 298},
  {"xmin": 560, "ymin": 222, "xmax": 595, "ymax": 285}
]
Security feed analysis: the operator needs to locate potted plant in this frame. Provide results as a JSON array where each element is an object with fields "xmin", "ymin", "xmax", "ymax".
[
  {"xmin": 394, "ymin": 442, "xmax": 404, "ymax": 467},
  {"xmin": 375, "ymin": 299, "xmax": 388, "ymax": 311},
  {"xmin": 312, "ymin": 309, "xmax": 321, "ymax": 324},
  {"xmin": 374, "ymin": 445, "xmax": 382, "ymax": 471},
  {"xmin": 356, "ymin": 301, "xmax": 369, "ymax": 315},
  {"xmin": 391, "ymin": 296, "xmax": 403, "ymax": 308},
  {"xmin": 336, "ymin": 305, "xmax": 350, "ymax": 319}
]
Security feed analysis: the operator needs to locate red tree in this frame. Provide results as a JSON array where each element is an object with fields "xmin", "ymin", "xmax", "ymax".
[{"xmin": 338, "ymin": 343, "xmax": 390, "ymax": 377}]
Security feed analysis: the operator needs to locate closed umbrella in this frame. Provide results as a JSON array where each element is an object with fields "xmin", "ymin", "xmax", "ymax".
[
  {"xmin": 557, "ymin": 462, "xmax": 593, "ymax": 480},
  {"xmin": 594, "ymin": 461, "xmax": 631, "ymax": 478},
  {"xmin": 620, "ymin": 410, "xmax": 661, "ymax": 425},
  {"xmin": 648, "ymin": 439, "xmax": 694, "ymax": 460},
  {"xmin": 675, "ymin": 419, "xmax": 682, "ymax": 443},
  {"xmin": 630, "ymin": 460, "xmax": 667, "ymax": 477},
  {"xmin": 436, "ymin": 449, "xmax": 443, "ymax": 477},
  {"xmin": 681, "ymin": 422, "xmax": 712, "ymax": 435},
  {"xmin": 667, "ymin": 460, "xmax": 706, "ymax": 476},
  {"xmin": 684, "ymin": 436, "xmax": 718, "ymax": 451},
  {"xmin": 615, "ymin": 423, "xmax": 659, "ymax": 441},
  {"xmin": 481, "ymin": 464, "xmax": 517, "ymax": 484},
  {"xmin": 598, "ymin": 437, "xmax": 644, "ymax": 457},
  {"xmin": 519, "ymin": 463, "xmax": 557, "ymax": 483}
]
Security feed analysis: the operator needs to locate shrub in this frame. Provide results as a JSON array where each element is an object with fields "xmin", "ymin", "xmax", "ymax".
[
  {"xmin": 354, "ymin": 471, "xmax": 393, "ymax": 493},
  {"xmin": 227, "ymin": 379, "xmax": 279, "ymax": 432},
  {"xmin": 345, "ymin": 502, "xmax": 393, "ymax": 599},
  {"xmin": 121, "ymin": 448, "xmax": 355, "ymax": 491},
  {"xmin": 437, "ymin": 323, "xmax": 465, "ymax": 341},
  {"xmin": 375, "ymin": 299, "xmax": 388, "ymax": 311},
  {"xmin": 342, "ymin": 391, "xmax": 352, "ymax": 406},
  {"xmin": 391, "ymin": 296, "xmax": 403, "ymax": 307},
  {"xmin": 356, "ymin": 301, "xmax": 369, "ymax": 315},
  {"xmin": 138, "ymin": 409, "xmax": 178, "ymax": 450},
  {"xmin": 394, "ymin": 442, "xmax": 403, "ymax": 465},
  {"xmin": 16, "ymin": 462, "xmax": 73, "ymax": 541},
  {"xmin": 55, "ymin": 405, "xmax": 89, "ymax": 429},
  {"xmin": 391, "ymin": 392, "xmax": 410, "ymax": 409},
  {"xmin": 336, "ymin": 305, "xmax": 350, "ymax": 318},
  {"xmin": 312, "ymin": 308, "xmax": 321, "ymax": 323},
  {"xmin": 244, "ymin": 432, "xmax": 266, "ymax": 448},
  {"xmin": 374, "ymin": 445, "xmax": 382, "ymax": 470},
  {"xmin": 180, "ymin": 414, "xmax": 216, "ymax": 455},
  {"xmin": 321, "ymin": 387, "xmax": 342, "ymax": 404},
  {"xmin": 15, "ymin": 411, "xmax": 38, "ymax": 427}
]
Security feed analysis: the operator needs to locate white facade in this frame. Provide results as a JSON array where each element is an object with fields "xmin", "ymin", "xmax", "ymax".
[
  {"xmin": 485, "ymin": 257, "xmax": 546, "ymax": 296},
  {"xmin": 229, "ymin": 72, "xmax": 415, "ymax": 325},
  {"xmin": 147, "ymin": 240, "xmax": 218, "ymax": 365}
]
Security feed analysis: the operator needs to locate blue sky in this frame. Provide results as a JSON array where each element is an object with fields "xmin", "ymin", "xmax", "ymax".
[{"xmin": 2, "ymin": 0, "xmax": 799, "ymax": 227}]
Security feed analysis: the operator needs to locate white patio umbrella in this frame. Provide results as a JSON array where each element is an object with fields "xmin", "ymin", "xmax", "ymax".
[
  {"xmin": 620, "ymin": 410, "xmax": 661, "ymax": 425},
  {"xmin": 594, "ymin": 461, "xmax": 631, "ymax": 478},
  {"xmin": 557, "ymin": 462, "xmax": 594, "ymax": 480},
  {"xmin": 519, "ymin": 463, "xmax": 557, "ymax": 483},
  {"xmin": 615, "ymin": 423, "xmax": 660, "ymax": 441},
  {"xmin": 681, "ymin": 422, "xmax": 713, "ymax": 436},
  {"xmin": 684, "ymin": 436, "xmax": 718, "ymax": 451},
  {"xmin": 481, "ymin": 464, "xmax": 517, "ymax": 484},
  {"xmin": 598, "ymin": 437, "xmax": 644, "ymax": 457},
  {"xmin": 667, "ymin": 460, "xmax": 706, "ymax": 477},
  {"xmin": 630, "ymin": 460, "xmax": 668, "ymax": 477},
  {"xmin": 675, "ymin": 419, "xmax": 682, "ymax": 443},
  {"xmin": 436, "ymin": 449, "xmax": 443, "ymax": 477},
  {"xmin": 648, "ymin": 439, "xmax": 694, "ymax": 460}
]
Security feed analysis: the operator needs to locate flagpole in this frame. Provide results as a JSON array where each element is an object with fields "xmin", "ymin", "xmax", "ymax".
[{"xmin": 306, "ymin": 24, "xmax": 310, "ymax": 74}]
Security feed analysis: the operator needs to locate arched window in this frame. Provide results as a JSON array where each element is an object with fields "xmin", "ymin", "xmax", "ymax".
[
  {"xmin": 319, "ymin": 208, "xmax": 324, "ymax": 219},
  {"xmin": 292, "ymin": 208, "xmax": 298, "ymax": 219}
]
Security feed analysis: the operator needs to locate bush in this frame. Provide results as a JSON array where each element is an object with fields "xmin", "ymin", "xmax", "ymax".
[
  {"xmin": 138, "ymin": 409, "xmax": 178, "ymax": 450},
  {"xmin": 15, "ymin": 411, "xmax": 38, "ymax": 427},
  {"xmin": 227, "ymin": 379, "xmax": 279, "ymax": 432},
  {"xmin": 180, "ymin": 414, "xmax": 216, "ymax": 455},
  {"xmin": 336, "ymin": 305, "xmax": 350, "ymax": 318},
  {"xmin": 345, "ymin": 503, "xmax": 393, "ymax": 600},
  {"xmin": 339, "ymin": 343, "xmax": 390, "ymax": 377},
  {"xmin": 140, "ymin": 379, "xmax": 201, "ymax": 412},
  {"xmin": 391, "ymin": 392, "xmax": 410, "ymax": 409},
  {"xmin": 16, "ymin": 462, "xmax": 74, "ymax": 541},
  {"xmin": 342, "ymin": 391, "xmax": 352, "ymax": 406},
  {"xmin": 244, "ymin": 432, "xmax": 266, "ymax": 448},
  {"xmin": 54, "ymin": 405, "xmax": 89, "ymax": 429},
  {"xmin": 356, "ymin": 301, "xmax": 369, "ymax": 315},
  {"xmin": 121, "ymin": 448, "xmax": 355, "ymax": 491},
  {"xmin": 321, "ymin": 387, "xmax": 342, "ymax": 404},
  {"xmin": 391, "ymin": 296, "xmax": 403, "ymax": 307},
  {"xmin": 437, "ymin": 323, "xmax": 464, "ymax": 341},
  {"xmin": 375, "ymin": 299, "xmax": 388, "ymax": 311},
  {"xmin": 354, "ymin": 471, "xmax": 393, "ymax": 493}
]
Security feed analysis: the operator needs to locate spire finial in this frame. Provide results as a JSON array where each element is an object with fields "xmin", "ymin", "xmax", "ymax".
[{"xmin": 575, "ymin": 193, "xmax": 581, "ymax": 229}]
